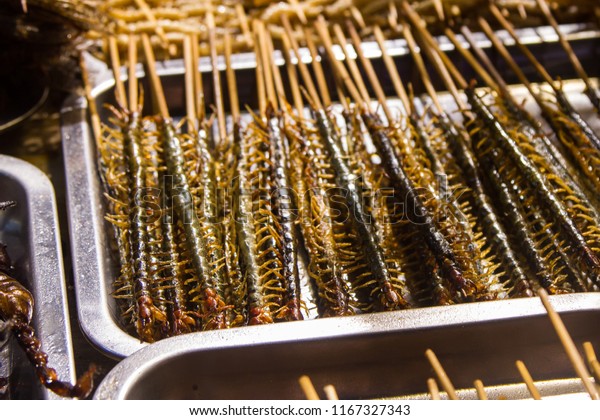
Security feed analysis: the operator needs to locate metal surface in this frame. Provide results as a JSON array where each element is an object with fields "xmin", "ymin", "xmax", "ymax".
[
  {"xmin": 62, "ymin": 23, "xmax": 600, "ymax": 360},
  {"xmin": 94, "ymin": 293, "xmax": 600, "ymax": 399},
  {"xmin": 0, "ymin": 154, "xmax": 76, "ymax": 399}
]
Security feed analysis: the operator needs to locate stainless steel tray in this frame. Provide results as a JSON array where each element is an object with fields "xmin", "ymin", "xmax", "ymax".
[
  {"xmin": 61, "ymin": 23, "xmax": 600, "ymax": 360},
  {"xmin": 0, "ymin": 154, "xmax": 77, "ymax": 399},
  {"xmin": 94, "ymin": 293, "xmax": 600, "ymax": 399}
]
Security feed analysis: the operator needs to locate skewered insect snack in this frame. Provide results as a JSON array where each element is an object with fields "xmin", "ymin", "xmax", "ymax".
[{"xmin": 89, "ymin": 0, "xmax": 600, "ymax": 344}]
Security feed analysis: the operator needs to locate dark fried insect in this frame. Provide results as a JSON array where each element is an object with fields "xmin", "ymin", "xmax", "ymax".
[
  {"xmin": 361, "ymin": 111, "xmax": 477, "ymax": 302},
  {"xmin": 312, "ymin": 107, "xmax": 403, "ymax": 309},
  {"xmin": 266, "ymin": 108, "xmax": 303, "ymax": 321},
  {"xmin": 0, "ymin": 244, "xmax": 97, "ymax": 399},
  {"xmin": 466, "ymin": 88, "xmax": 600, "ymax": 281},
  {"xmin": 434, "ymin": 115, "xmax": 533, "ymax": 297}
]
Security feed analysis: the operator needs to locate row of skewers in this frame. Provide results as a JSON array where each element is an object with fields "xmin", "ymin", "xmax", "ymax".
[
  {"xmin": 91, "ymin": 0, "xmax": 600, "ymax": 342},
  {"xmin": 298, "ymin": 290, "xmax": 600, "ymax": 400}
]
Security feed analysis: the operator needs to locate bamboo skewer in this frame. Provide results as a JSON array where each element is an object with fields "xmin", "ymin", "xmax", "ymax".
[
  {"xmin": 191, "ymin": 33, "xmax": 204, "ymax": 121},
  {"xmin": 488, "ymin": 4, "xmax": 555, "ymax": 88},
  {"xmin": 79, "ymin": 55, "xmax": 102, "ymax": 146},
  {"xmin": 515, "ymin": 360, "xmax": 542, "ymax": 400},
  {"xmin": 373, "ymin": 25, "xmax": 410, "ymax": 114},
  {"xmin": 443, "ymin": 29, "xmax": 499, "ymax": 92},
  {"xmin": 538, "ymin": 289, "xmax": 599, "ymax": 399},
  {"xmin": 141, "ymin": 33, "xmax": 169, "ymax": 118},
  {"xmin": 256, "ymin": 21, "xmax": 277, "ymax": 110},
  {"xmin": 425, "ymin": 349, "xmax": 458, "ymax": 400},
  {"xmin": 582, "ymin": 342, "xmax": 600, "ymax": 390},
  {"xmin": 323, "ymin": 384, "xmax": 339, "ymax": 400},
  {"xmin": 298, "ymin": 375, "xmax": 320, "ymax": 400},
  {"xmin": 332, "ymin": 24, "xmax": 371, "ymax": 107},
  {"xmin": 235, "ymin": 3, "xmax": 254, "ymax": 48},
  {"xmin": 303, "ymin": 26, "xmax": 333, "ymax": 108},
  {"xmin": 427, "ymin": 378, "xmax": 441, "ymax": 400},
  {"xmin": 183, "ymin": 35, "xmax": 197, "ymax": 132},
  {"xmin": 280, "ymin": 15, "xmax": 323, "ymax": 110},
  {"xmin": 346, "ymin": 21, "xmax": 393, "ymax": 122},
  {"xmin": 473, "ymin": 379, "xmax": 488, "ymax": 400},
  {"xmin": 108, "ymin": 36, "xmax": 127, "ymax": 109},
  {"xmin": 224, "ymin": 32, "xmax": 239, "ymax": 123},
  {"xmin": 289, "ymin": 0, "xmax": 308, "ymax": 25},
  {"xmin": 252, "ymin": 24, "xmax": 267, "ymax": 118},
  {"xmin": 266, "ymin": 31, "xmax": 287, "ymax": 111},
  {"xmin": 207, "ymin": 6, "xmax": 226, "ymax": 143},
  {"xmin": 314, "ymin": 16, "xmax": 362, "ymax": 105},
  {"xmin": 401, "ymin": 13, "xmax": 465, "ymax": 110},
  {"xmin": 133, "ymin": 0, "xmax": 168, "ymax": 48},
  {"xmin": 401, "ymin": 26, "xmax": 445, "ymax": 113},
  {"xmin": 281, "ymin": 30, "xmax": 304, "ymax": 115},
  {"xmin": 128, "ymin": 35, "xmax": 139, "ymax": 113},
  {"xmin": 534, "ymin": 0, "xmax": 596, "ymax": 93},
  {"xmin": 460, "ymin": 26, "xmax": 510, "ymax": 93}
]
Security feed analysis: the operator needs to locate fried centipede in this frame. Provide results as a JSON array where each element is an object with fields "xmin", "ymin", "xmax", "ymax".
[{"xmin": 465, "ymin": 88, "xmax": 600, "ymax": 284}]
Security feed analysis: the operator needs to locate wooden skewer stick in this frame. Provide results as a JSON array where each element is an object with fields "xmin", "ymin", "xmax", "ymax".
[
  {"xmin": 537, "ymin": 289, "xmax": 600, "ymax": 400},
  {"xmin": 401, "ymin": 2, "xmax": 465, "ymax": 90},
  {"xmin": 443, "ymin": 29, "xmax": 500, "ymax": 92},
  {"xmin": 108, "ymin": 36, "xmax": 127, "ymax": 109},
  {"xmin": 534, "ymin": 0, "xmax": 599, "ymax": 110},
  {"xmin": 288, "ymin": 0, "xmax": 308, "ymax": 25},
  {"xmin": 488, "ymin": 4, "xmax": 555, "ymax": 89},
  {"xmin": 477, "ymin": 18, "xmax": 543, "ymax": 103},
  {"xmin": 133, "ymin": 0, "xmax": 168, "ymax": 48},
  {"xmin": 141, "ymin": 33, "xmax": 169, "ymax": 119},
  {"xmin": 303, "ymin": 26, "xmax": 333, "ymax": 108},
  {"xmin": 128, "ymin": 35, "xmax": 139, "ymax": 113},
  {"xmin": 266, "ymin": 30, "xmax": 287, "ymax": 110},
  {"xmin": 432, "ymin": 0, "xmax": 445, "ymax": 22},
  {"xmin": 207, "ymin": 6, "xmax": 226, "ymax": 143},
  {"xmin": 401, "ymin": 25, "xmax": 446, "ymax": 114},
  {"xmin": 427, "ymin": 377, "xmax": 441, "ymax": 400},
  {"xmin": 280, "ymin": 15, "xmax": 322, "ymax": 110},
  {"xmin": 582, "ymin": 342, "xmax": 600, "ymax": 390},
  {"xmin": 332, "ymin": 23, "xmax": 371, "ymax": 107},
  {"xmin": 79, "ymin": 54, "xmax": 102, "ymax": 146},
  {"xmin": 257, "ymin": 22, "xmax": 278, "ymax": 110},
  {"xmin": 224, "ymin": 32, "xmax": 239, "ymax": 123},
  {"xmin": 425, "ymin": 349, "xmax": 458, "ymax": 400},
  {"xmin": 183, "ymin": 35, "xmax": 198, "ymax": 132},
  {"xmin": 252, "ymin": 22, "xmax": 267, "ymax": 117},
  {"xmin": 235, "ymin": 3, "xmax": 254, "ymax": 48},
  {"xmin": 460, "ymin": 26, "xmax": 510, "ymax": 94},
  {"xmin": 314, "ymin": 16, "xmax": 362, "ymax": 105},
  {"xmin": 535, "ymin": 0, "xmax": 591, "ymax": 87},
  {"xmin": 373, "ymin": 25, "xmax": 410, "ymax": 113},
  {"xmin": 298, "ymin": 375, "xmax": 320, "ymax": 400},
  {"xmin": 473, "ymin": 379, "xmax": 488, "ymax": 400},
  {"xmin": 281, "ymin": 29, "xmax": 304, "ymax": 115},
  {"xmin": 346, "ymin": 21, "xmax": 393, "ymax": 122},
  {"xmin": 191, "ymin": 33, "xmax": 204, "ymax": 121},
  {"xmin": 515, "ymin": 360, "xmax": 542, "ymax": 400},
  {"xmin": 349, "ymin": 6, "xmax": 366, "ymax": 30},
  {"xmin": 323, "ymin": 384, "xmax": 339, "ymax": 400}
]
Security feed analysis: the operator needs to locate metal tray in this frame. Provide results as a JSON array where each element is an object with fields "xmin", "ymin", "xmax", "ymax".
[
  {"xmin": 0, "ymin": 154, "xmax": 77, "ymax": 399},
  {"xmin": 61, "ymin": 23, "xmax": 600, "ymax": 360},
  {"xmin": 94, "ymin": 293, "xmax": 600, "ymax": 399}
]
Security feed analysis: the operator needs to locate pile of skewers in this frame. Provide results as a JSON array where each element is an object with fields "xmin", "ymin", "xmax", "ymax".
[
  {"xmin": 90, "ymin": 0, "xmax": 600, "ymax": 342},
  {"xmin": 297, "ymin": 290, "xmax": 600, "ymax": 400}
]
